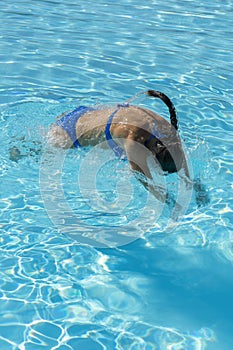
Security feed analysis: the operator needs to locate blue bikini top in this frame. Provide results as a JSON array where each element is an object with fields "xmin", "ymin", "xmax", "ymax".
[
  {"xmin": 105, "ymin": 103, "xmax": 129, "ymax": 158},
  {"xmin": 56, "ymin": 104, "xmax": 129, "ymax": 157}
]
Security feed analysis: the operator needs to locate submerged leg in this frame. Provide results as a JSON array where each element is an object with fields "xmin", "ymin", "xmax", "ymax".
[{"xmin": 9, "ymin": 138, "xmax": 42, "ymax": 162}]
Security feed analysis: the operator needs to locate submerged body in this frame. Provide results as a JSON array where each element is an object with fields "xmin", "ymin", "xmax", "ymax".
[{"xmin": 10, "ymin": 89, "xmax": 208, "ymax": 205}]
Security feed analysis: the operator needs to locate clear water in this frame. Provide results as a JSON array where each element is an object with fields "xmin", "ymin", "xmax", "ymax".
[{"xmin": 1, "ymin": 0, "xmax": 233, "ymax": 349}]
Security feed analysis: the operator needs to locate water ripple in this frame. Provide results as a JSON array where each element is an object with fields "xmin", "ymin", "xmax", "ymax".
[{"xmin": 1, "ymin": 0, "xmax": 233, "ymax": 348}]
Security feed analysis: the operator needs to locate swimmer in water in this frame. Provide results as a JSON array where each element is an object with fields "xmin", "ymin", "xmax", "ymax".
[{"xmin": 46, "ymin": 89, "xmax": 209, "ymax": 205}]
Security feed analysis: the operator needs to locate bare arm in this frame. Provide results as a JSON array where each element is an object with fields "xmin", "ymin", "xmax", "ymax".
[{"xmin": 123, "ymin": 138, "xmax": 167, "ymax": 203}]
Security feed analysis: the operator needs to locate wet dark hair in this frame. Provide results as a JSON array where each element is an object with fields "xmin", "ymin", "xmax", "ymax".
[
  {"xmin": 145, "ymin": 90, "xmax": 180, "ymax": 173},
  {"xmin": 147, "ymin": 90, "xmax": 178, "ymax": 131}
]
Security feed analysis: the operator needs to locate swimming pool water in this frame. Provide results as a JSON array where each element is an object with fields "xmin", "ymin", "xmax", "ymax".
[{"xmin": 1, "ymin": 0, "xmax": 233, "ymax": 349}]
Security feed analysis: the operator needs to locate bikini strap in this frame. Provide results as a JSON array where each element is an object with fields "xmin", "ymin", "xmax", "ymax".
[{"xmin": 105, "ymin": 103, "xmax": 129, "ymax": 158}]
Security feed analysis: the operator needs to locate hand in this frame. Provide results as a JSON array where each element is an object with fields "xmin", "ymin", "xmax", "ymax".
[{"xmin": 193, "ymin": 178, "xmax": 210, "ymax": 207}]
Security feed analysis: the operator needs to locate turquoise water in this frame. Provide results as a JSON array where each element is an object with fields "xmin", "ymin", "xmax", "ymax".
[{"xmin": 1, "ymin": 0, "xmax": 233, "ymax": 349}]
